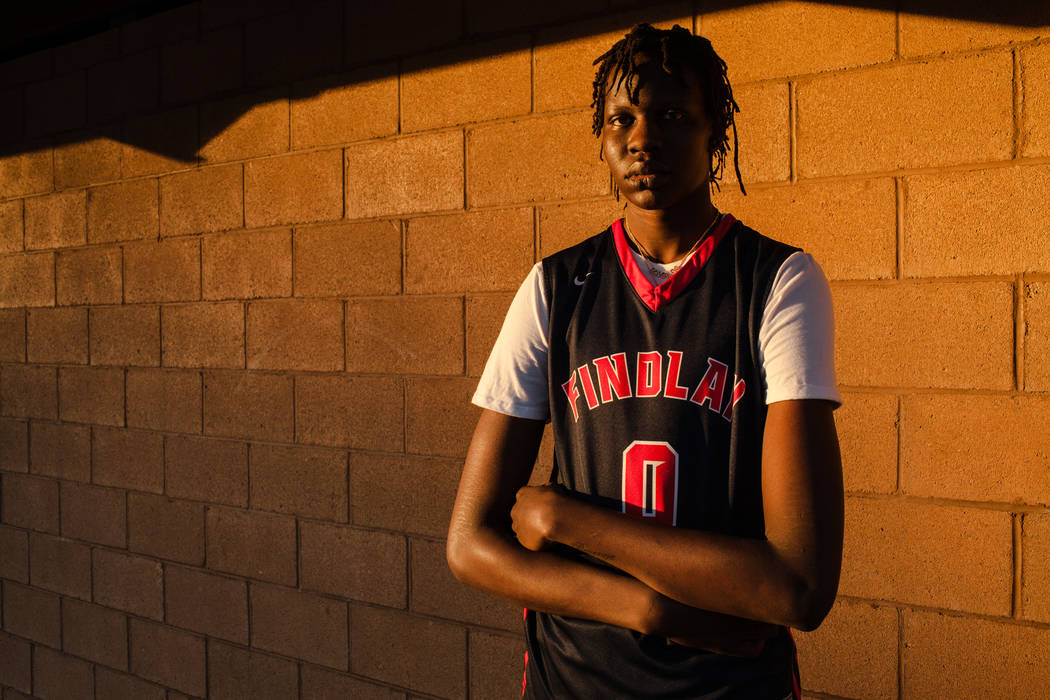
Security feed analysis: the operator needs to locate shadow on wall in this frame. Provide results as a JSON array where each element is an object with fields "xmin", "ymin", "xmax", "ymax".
[{"xmin": 1, "ymin": 0, "xmax": 1049, "ymax": 167}]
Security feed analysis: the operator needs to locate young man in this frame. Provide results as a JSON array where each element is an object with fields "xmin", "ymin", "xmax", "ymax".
[{"xmin": 448, "ymin": 24, "xmax": 843, "ymax": 699}]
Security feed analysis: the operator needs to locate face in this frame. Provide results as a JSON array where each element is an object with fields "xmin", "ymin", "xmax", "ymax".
[{"xmin": 601, "ymin": 60, "xmax": 713, "ymax": 211}]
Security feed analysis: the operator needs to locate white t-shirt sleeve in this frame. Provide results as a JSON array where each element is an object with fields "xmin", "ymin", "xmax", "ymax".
[
  {"xmin": 471, "ymin": 262, "xmax": 552, "ymax": 420},
  {"xmin": 759, "ymin": 251, "xmax": 842, "ymax": 406}
]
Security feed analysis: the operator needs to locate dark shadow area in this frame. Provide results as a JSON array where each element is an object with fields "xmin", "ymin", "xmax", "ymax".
[{"xmin": 0, "ymin": 0, "xmax": 1047, "ymax": 166}]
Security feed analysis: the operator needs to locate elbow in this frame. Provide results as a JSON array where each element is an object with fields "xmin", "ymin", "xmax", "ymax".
[
  {"xmin": 445, "ymin": 531, "xmax": 474, "ymax": 584},
  {"xmin": 785, "ymin": 578, "xmax": 837, "ymax": 632}
]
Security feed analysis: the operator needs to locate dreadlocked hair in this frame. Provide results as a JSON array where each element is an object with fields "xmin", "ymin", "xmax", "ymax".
[{"xmin": 590, "ymin": 23, "xmax": 745, "ymax": 195}]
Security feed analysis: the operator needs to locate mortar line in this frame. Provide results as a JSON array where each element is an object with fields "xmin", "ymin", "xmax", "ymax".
[
  {"xmin": 788, "ymin": 81, "xmax": 797, "ymax": 184},
  {"xmin": 1013, "ymin": 513, "xmax": 1023, "ymax": 618},
  {"xmin": 1012, "ymin": 48, "xmax": 1022, "ymax": 159},
  {"xmin": 894, "ymin": 177, "xmax": 904, "ymax": 280},
  {"xmin": 894, "ymin": 2, "xmax": 901, "ymax": 60}
]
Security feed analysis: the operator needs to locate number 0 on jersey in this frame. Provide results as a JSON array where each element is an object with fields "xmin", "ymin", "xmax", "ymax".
[{"xmin": 621, "ymin": 441, "xmax": 679, "ymax": 526}]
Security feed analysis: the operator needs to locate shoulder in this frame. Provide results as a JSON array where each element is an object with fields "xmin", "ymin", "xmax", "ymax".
[{"xmin": 725, "ymin": 219, "xmax": 800, "ymax": 266}]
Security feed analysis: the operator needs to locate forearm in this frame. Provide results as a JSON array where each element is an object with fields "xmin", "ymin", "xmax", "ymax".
[{"xmin": 447, "ymin": 523, "xmax": 653, "ymax": 633}]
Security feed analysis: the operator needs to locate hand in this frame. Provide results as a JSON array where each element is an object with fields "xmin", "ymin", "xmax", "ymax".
[{"xmin": 510, "ymin": 484, "xmax": 567, "ymax": 551}]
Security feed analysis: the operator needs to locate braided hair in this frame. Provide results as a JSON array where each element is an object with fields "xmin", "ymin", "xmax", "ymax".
[{"xmin": 591, "ymin": 23, "xmax": 745, "ymax": 194}]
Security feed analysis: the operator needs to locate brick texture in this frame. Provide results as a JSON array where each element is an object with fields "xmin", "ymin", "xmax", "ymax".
[
  {"xmin": 203, "ymin": 371, "xmax": 293, "ymax": 441},
  {"xmin": 251, "ymin": 583, "xmax": 348, "ymax": 669},
  {"xmin": 0, "ymin": 309, "xmax": 25, "ymax": 362},
  {"xmin": 62, "ymin": 598, "xmax": 128, "ymax": 668},
  {"xmin": 0, "ymin": 525, "xmax": 28, "ymax": 581},
  {"xmin": 129, "ymin": 618, "xmax": 206, "ymax": 696},
  {"xmin": 128, "ymin": 493, "xmax": 204, "ymax": 564},
  {"xmin": 1022, "ymin": 43, "xmax": 1050, "ymax": 157},
  {"xmin": 402, "ymin": 39, "xmax": 530, "ymax": 132},
  {"xmin": 410, "ymin": 537, "xmax": 519, "ymax": 630},
  {"xmin": 714, "ymin": 178, "xmax": 897, "ymax": 280},
  {"xmin": 246, "ymin": 299, "xmax": 343, "ymax": 370},
  {"xmin": 0, "ymin": 418, "xmax": 28, "ymax": 472},
  {"xmin": 165, "ymin": 435, "xmax": 248, "ymax": 507},
  {"xmin": 2, "ymin": 582, "xmax": 61, "ymax": 646},
  {"xmin": 27, "ymin": 307, "xmax": 88, "ymax": 364},
  {"xmin": 467, "ymin": 112, "xmax": 608, "ymax": 207},
  {"xmin": 0, "ymin": 200, "xmax": 22, "ymax": 254},
  {"xmin": 905, "ymin": 165, "xmax": 1050, "ymax": 276},
  {"xmin": 346, "ymin": 296, "xmax": 463, "ymax": 374},
  {"xmin": 0, "ymin": 149, "xmax": 52, "ymax": 200},
  {"xmin": 903, "ymin": 610, "xmax": 1050, "ymax": 698},
  {"xmin": 93, "ymin": 427, "xmax": 164, "ymax": 492},
  {"xmin": 465, "ymin": 293, "xmax": 513, "ymax": 376},
  {"xmin": 301, "ymin": 664, "xmax": 406, "ymax": 699},
  {"xmin": 165, "ymin": 565, "xmax": 249, "ymax": 643},
  {"xmin": 60, "ymin": 481, "xmax": 126, "ymax": 547},
  {"xmin": 300, "ymin": 521, "xmax": 406, "ymax": 606},
  {"xmin": 86, "ymin": 50, "xmax": 160, "ymax": 124},
  {"xmin": 245, "ymin": 150, "xmax": 343, "ymax": 227},
  {"xmin": 900, "ymin": 10, "xmax": 1050, "ymax": 58},
  {"xmin": 160, "ymin": 163, "xmax": 243, "ymax": 236},
  {"xmin": 794, "ymin": 600, "xmax": 898, "ymax": 699},
  {"xmin": 405, "ymin": 377, "xmax": 480, "ymax": 458},
  {"xmin": 902, "ymin": 395, "xmax": 1050, "ymax": 504},
  {"xmin": 406, "ymin": 208, "xmax": 533, "ymax": 293},
  {"xmin": 126, "ymin": 368, "xmax": 202, "ymax": 432},
  {"xmin": 205, "ymin": 505, "xmax": 297, "ymax": 585},
  {"xmin": 0, "ymin": 632, "xmax": 31, "ymax": 693},
  {"xmin": 30, "ymin": 421, "xmax": 90, "ymax": 481},
  {"xmin": 834, "ymin": 281, "xmax": 1014, "ymax": 389},
  {"xmin": 468, "ymin": 630, "xmax": 526, "ymax": 700},
  {"xmin": 0, "ymin": 251, "xmax": 55, "ymax": 308},
  {"xmin": 700, "ymin": 2, "xmax": 895, "ymax": 82},
  {"xmin": 59, "ymin": 366, "xmax": 124, "ymax": 425},
  {"xmin": 161, "ymin": 302, "xmax": 245, "ymax": 368},
  {"xmin": 95, "ymin": 668, "xmax": 166, "ymax": 700},
  {"xmin": 92, "ymin": 548, "xmax": 164, "ymax": 619},
  {"xmin": 87, "ymin": 178, "xmax": 159, "ymax": 243},
  {"xmin": 350, "ymin": 605, "xmax": 465, "ymax": 699},
  {"xmin": 295, "ymin": 374, "xmax": 403, "ymax": 451},
  {"xmin": 840, "ymin": 497, "xmax": 1012, "ymax": 614},
  {"xmin": 293, "ymin": 220, "xmax": 401, "ymax": 297},
  {"xmin": 56, "ymin": 246, "xmax": 122, "ymax": 305},
  {"xmin": 1022, "ymin": 513, "xmax": 1050, "ymax": 623},
  {"xmin": 345, "ymin": 130, "xmax": 464, "ymax": 219},
  {"xmin": 350, "ymin": 454, "xmax": 460, "ymax": 538},
  {"xmin": 24, "ymin": 190, "xmax": 86, "ymax": 250},
  {"xmin": 1, "ymin": 473, "xmax": 59, "ymax": 533},
  {"xmin": 2, "ymin": 365, "xmax": 57, "ymax": 420},
  {"xmin": 726, "ymin": 82, "xmax": 790, "ymax": 185},
  {"xmin": 124, "ymin": 238, "xmax": 201, "ymax": 303},
  {"xmin": 243, "ymin": 1, "xmax": 342, "ymax": 86},
  {"xmin": 122, "ymin": 105, "xmax": 198, "ymax": 177},
  {"xmin": 90, "ymin": 304, "xmax": 160, "ymax": 366},
  {"xmin": 54, "ymin": 135, "xmax": 121, "ymax": 190},
  {"xmin": 161, "ymin": 26, "xmax": 242, "ymax": 104},
  {"xmin": 291, "ymin": 65, "xmax": 398, "ymax": 149},
  {"xmin": 29, "ymin": 532, "xmax": 92, "ymax": 600},
  {"xmin": 835, "ymin": 392, "xmax": 897, "ymax": 494},
  {"xmin": 208, "ymin": 642, "xmax": 300, "ymax": 700},
  {"xmin": 797, "ymin": 53, "xmax": 1013, "ymax": 177},
  {"xmin": 203, "ymin": 228, "xmax": 292, "ymax": 300},
  {"xmin": 1025, "ymin": 281, "xmax": 1050, "ymax": 392},
  {"xmin": 199, "ymin": 88, "xmax": 289, "ymax": 163},
  {"xmin": 251, "ymin": 443, "xmax": 347, "ymax": 521},
  {"xmin": 32, "ymin": 646, "xmax": 93, "ymax": 700}
]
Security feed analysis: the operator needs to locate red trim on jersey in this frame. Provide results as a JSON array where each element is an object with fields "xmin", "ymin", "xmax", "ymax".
[{"xmin": 611, "ymin": 214, "xmax": 735, "ymax": 313}]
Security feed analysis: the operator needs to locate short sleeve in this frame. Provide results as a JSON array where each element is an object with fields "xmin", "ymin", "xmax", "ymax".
[
  {"xmin": 758, "ymin": 252, "xmax": 842, "ymax": 407},
  {"xmin": 471, "ymin": 262, "xmax": 552, "ymax": 420}
]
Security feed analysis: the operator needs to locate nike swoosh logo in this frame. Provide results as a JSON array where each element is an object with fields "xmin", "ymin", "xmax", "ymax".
[{"xmin": 573, "ymin": 273, "xmax": 592, "ymax": 286}]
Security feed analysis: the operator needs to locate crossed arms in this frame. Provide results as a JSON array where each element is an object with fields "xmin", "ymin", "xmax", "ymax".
[{"xmin": 446, "ymin": 398, "xmax": 843, "ymax": 655}]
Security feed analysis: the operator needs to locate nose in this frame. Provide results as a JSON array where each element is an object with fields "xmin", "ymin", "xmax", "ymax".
[{"xmin": 628, "ymin": 117, "xmax": 661, "ymax": 154}]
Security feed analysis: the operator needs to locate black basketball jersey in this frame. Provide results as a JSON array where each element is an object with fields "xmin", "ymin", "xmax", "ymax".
[{"xmin": 524, "ymin": 215, "xmax": 801, "ymax": 699}]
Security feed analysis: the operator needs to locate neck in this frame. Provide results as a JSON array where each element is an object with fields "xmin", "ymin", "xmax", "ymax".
[{"xmin": 623, "ymin": 190, "xmax": 719, "ymax": 263}]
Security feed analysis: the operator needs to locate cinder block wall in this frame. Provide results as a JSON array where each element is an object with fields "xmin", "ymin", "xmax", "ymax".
[{"xmin": 1, "ymin": 1, "xmax": 1048, "ymax": 698}]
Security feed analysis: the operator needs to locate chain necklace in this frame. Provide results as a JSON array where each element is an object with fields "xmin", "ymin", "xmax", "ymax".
[{"xmin": 623, "ymin": 211, "xmax": 721, "ymax": 283}]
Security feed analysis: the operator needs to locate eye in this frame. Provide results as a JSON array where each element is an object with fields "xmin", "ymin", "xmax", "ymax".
[
  {"xmin": 662, "ymin": 109, "xmax": 685, "ymax": 121},
  {"xmin": 607, "ymin": 112, "xmax": 634, "ymax": 127}
]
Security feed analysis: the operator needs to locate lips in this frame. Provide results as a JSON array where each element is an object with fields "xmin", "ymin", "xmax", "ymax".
[{"xmin": 627, "ymin": 168, "xmax": 670, "ymax": 188}]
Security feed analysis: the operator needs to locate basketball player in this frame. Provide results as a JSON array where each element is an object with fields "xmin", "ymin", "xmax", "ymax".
[{"xmin": 447, "ymin": 23, "xmax": 843, "ymax": 699}]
